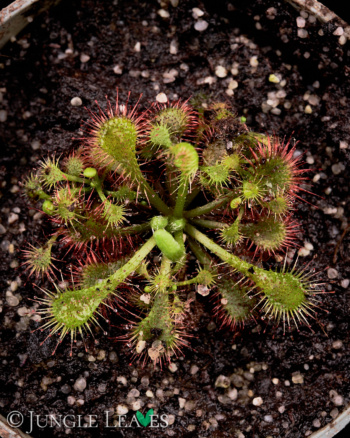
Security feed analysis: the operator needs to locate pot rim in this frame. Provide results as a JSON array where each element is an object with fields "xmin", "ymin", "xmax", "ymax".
[
  {"xmin": 0, "ymin": 413, "xmax": 33, "ymax": 438},
  {"xmin": 0, "ymin": 0, "xmax": 61, "ymax": 49},
  {"xmin": 286, "ymin": 0, "xmax": 350, "ymax": 36},
  {"xmin": 309, "ymin": 403, "xmax": 350, "ymax": 438}
]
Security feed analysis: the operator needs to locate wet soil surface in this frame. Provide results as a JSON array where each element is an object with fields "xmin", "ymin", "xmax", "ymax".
[{"xmin": 0, "ymin": 1, "xmax": 349, "ymax": 437}]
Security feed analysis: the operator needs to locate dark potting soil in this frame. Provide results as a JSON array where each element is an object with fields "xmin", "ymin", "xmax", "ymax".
[{"xmin": 0, "ymin": 0, "xmax": 349, "ymax": 437}]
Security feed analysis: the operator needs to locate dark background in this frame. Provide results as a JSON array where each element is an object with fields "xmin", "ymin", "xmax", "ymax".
[
  {"xmin": 336, "ymin": 421, "xmax": 350, "ymax": 438},
  {"xmin": 319, "ymin": 3, "xmax": 350, "ymax": 438},
  {"xmin": 322, "ymin": 0, "xmax": 350, "ymax": 434},
  {"xmin": 322, "ymin": 0, "xmax": 350, "ymax": 24}
]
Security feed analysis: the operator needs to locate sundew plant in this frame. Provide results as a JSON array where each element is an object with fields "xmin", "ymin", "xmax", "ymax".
[{"xmin": 23, "ymin": 92, "xmax": 323, "ymax": 365}]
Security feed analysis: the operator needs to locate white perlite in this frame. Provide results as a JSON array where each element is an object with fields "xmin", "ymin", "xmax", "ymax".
[
  {"xmin": 298, "ymin": 247, "xmax": 310, "ymax": 257},
  {"xmin": 215, "ymin": 375, "xmax": 230, "ymax": 388},
  {"xmin": 250, "ymin": 56, "xmax": 259, "ymax": 67},
  {"xmin": 31, "ymin": 140, "xmax": 41, "ymax": 150},
  {"xmin": 0, "ymin": 110, "xmax": 8, "ymax": 122},
  {"xmin": 190, "ymin": 365, "xmax": 199, "ymax": 375},
  {"xmin": 156, "ymin": 92, "xmax": 168, "ymax": 103},
  {"xmin": 170, "ymin": 39, "xmax": 178, "ymax": 55},
  {"xmin": 331, "ymin": 163, "xmax": 344, "ymax": 175},
  {"xmin": 296, "ymin": 17, "xmax": 306, "ymax": 28},
  {"xmin": 140, "ymin": 293, "xmax": 150, "ymax": 304},
  {"xmin": 8, "ymin": 213, "xmax": 19, "ymax": 224},
  {"xmin": 18, "ymin": 307, "xmax": 29, "ymax": 316},
  {"xmin": 127, "ymin": 388, "xmax": 140, "ymax": 398},
  {"xmin": 196, "ymin": 76, "xmax": 216, "ymax": 85},
  {"xmin": 116, "ymin": 404, "xmax": 129, "ymax": 415},
  {"xmin": 228, "ymin": 388, "xmax": 238, "ymax": 400},
  {"xmin": 228, "ymin": 79, "xmax": 238, "ymax": 90},
  {"xmin": 163, "ymin": 69, "xmax": 178, "ymax": 83},
  {"xmin": 298, "ymin": 29, "xmax": 308, "ymax": 38},
  {"xmin": 215, "ymin": 65, "xmax": 227, "ymax": 78},
  {"xmin": 324, "ymin": 207, "xmax": 337, "ymax": 215},
  {"xmin": 304, "ymin": 242, "xmax": 314, "ymax": 251},
  {"xmin": 80, "ymin": 53, "xmax": 90, "ymax": 63},
  {"xmin": 168, "ymin": 362, "xmax": 178, "ymax": 373},
  {"xmin": 192, "ymin": 8, "xmax": 204, "ymax": 19},
  {"xmin": 130, "ymin": 400, "xmax": 142, "ymax": 411},
  {"xmin": 67, "ymin": 396, "xmax": 76, "ymax": 405},
  {"xmin": 178, "ymin": 397, "xmax": 186, "ymax": 409},
  {"xmin": 333, "ymin": 27, "xmax": 344, "ymax": 36},
  {"xmin": 73, "ymin": 377, "xmax": 87, "ymax": 392},
  {"xmin": 113, "ymin": 65, "xmax": 123, "ymax": 74},
  {"xmin": 252, "ymin": 397, "xmax": 263, "ymax": 406},
  {"xmin": 197, "ymin": 284, "xmax": 210, "ymax": 296},
  {"xmin": 340, "ymin": 279, "xmax": 349, "ymax": 289},
  {"xmin": 7, "ymin": 295, "xmax": 19, "ymax": 307},
  {"xmin": 332, "ymin": 340, "xmax": 343, "ymax": 350},
  {"xmin": 292, "ymin": 372, "xmax": 304, "ymax": 384},
  {"xmin": 158, "ymin": 9, "xmax": 170, "ymax": 18},
  {"xmin": 330, "ymin": 390, "xmax": 344, "ymax": 406},
  {"xmin": 339, "ymin": 35, "xmax": 347, "ymax": 45},
  {"xmin": 194, "ymin": 20, "xmax": 208, "ymax": 32},
  {"xmin": 327, "ymin": 268, "xmax": 338, "ymax": 279},
  {"xmin": 313, "ymin": 419, "xmax": 321, "ymax": 428},
  {"xmin": 70, "ymin": 97, "xmax": 83, "ymax": 107}
]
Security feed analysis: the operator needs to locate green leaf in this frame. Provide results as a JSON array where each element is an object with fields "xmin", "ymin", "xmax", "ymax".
[
  {"xmin": 136, "ymin": 409, "xmax": 154, "ymax": 427},
  {"xmin": 153, "ymin": 229, "xmax": 185, "ymax": 262}
]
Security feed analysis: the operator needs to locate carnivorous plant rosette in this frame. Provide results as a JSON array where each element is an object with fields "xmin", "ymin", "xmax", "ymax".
[{"xmin": 23, "ymin": 92, "xmax": 324, "ymax": 366}]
